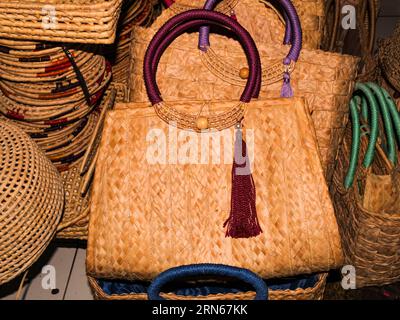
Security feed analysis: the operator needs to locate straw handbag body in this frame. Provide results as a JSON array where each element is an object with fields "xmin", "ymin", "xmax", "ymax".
[
  {"xmin": 331, "ymin": 83, "xmax": 400, "ymax": 288},
  {"xmin": 128, "ymin": 0, "xmax": 359, "ymax": 181},
  {"xmin": 87, "ymin": 10, "xmax": 343, "ymax": 281}
]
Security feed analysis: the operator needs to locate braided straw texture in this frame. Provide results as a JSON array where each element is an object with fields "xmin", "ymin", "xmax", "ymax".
[
  {"xmin": 87, "ymin": 98, "xmax": 343, "ymax": 280},
  {"xmin": 87, "ymin": 273, "xmax": 328, "ymax": 300},
  {"xmin": 0, "ymin": 0, "xmax": 123, "ymax": 44},
  {"xmin": 57, "ymin": 85, "xmax": 119, "ymax": 240},
  {"xmin": 0, "ymin": 121, "xmax": 64, "ymax": 286},
  {"xmin": 128, "ymin": 2, "xmax": 359, "ymax": 181},
  {"xmin": 330, "ymin": 124, "xmax": 400, "ymax": 288},
  {"xmin": 169, "ymin": 0, "xmax": 324, "ymax": 49},
  {"xmin": 56, "ymin": 163, "xmax": 90, "ymax": 240}
]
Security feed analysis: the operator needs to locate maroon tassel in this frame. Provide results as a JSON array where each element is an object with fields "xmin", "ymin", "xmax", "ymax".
[{"xmin": 223, "ymin": 126, "xmax": 262, "ymax": 238}]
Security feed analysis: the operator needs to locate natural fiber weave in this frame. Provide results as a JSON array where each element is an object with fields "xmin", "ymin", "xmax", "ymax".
[
  {"xmin": 0, "ymin": 121, "xmax": 64, "ymax": 285},
  {"xmin": 165, "ymin": 0, "xmax": 325, "ymax": 49},
  {"xmin": 87, "ymin": 273, "xmax": 328, "ymax": 300},
  {"xmin": 378, "ymin": 22, "xmax": 400, "ymax": 94},
  {"xmin": 321, "ymin": 0, "xmax": 379, "ymax": 80},
  {"xmin": 330, "ymin": 89, "xmax": 400, "ymax": 288},
  {"xmin": 57, "ymin": 87, "xmax": 117, "ymax": 240},
  {"xmin": 0, "ymin": 0, "xmax": 124, "ymax": 44},
  {"xmin": 87, "ymin": 98, "xmax": 343, "ymax": 280},
  {"xmin": 128, "ymin": 3, "xmax": 359, "ymax": 180},
  {"xmin": 111, "ymin": 0, "xmax": 159, "ymax": 83}
]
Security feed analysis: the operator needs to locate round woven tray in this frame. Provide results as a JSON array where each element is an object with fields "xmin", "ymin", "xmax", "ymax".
[{"xmin": 0, "ymin": 120, "xmax": 64, "ymax": 286}]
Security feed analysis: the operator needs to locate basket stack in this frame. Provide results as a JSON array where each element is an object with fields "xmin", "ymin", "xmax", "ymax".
[
  {"xmin": 0, "ymin": 0, "xmax": 124, "ymax": 44},
  {"xmin": 0, "ymin": 38, "xmax": 113, "ymax": 240},
  {"xmin": 0, "ymin": 39, "xmax": 112, "ymax": 172},
  {"xmin": 111, "ymin": 0, "xmax": 161, "ymax": 83}
]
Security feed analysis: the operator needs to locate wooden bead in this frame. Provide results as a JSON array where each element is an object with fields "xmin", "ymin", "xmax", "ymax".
[
  {"xmin": 239, "ymin": 67, "xmax": 249, "ymax": 79},
  {"xmin": 196, "ymin": 116, "xmax": 208, "ymax": 130}
]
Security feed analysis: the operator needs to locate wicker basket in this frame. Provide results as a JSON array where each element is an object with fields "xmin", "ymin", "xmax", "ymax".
[
  {"xmin": 0, "ymin": 121, "xmax": 64, "ymax": 286},
  {"xmin": 330, "ymin": 83, "xmax": 400, "ymax": 288},
  {"xmin": 378, "ymin": 22, "xmax": 400, "ymax": 95},
  {"xmin": 88, "ymin": 273, "xmax": 328, "ymax": 300},
  {"xmin": 0, "ymin": 0, "xmax": 124, "ymax": 44},
  {"xmin": 128, "ymin": 1, "xmax": 359, "ymax": 181},
  {"xmin": 321, "ymin": 0, "xmax": 379, "ymax": 80},
  {"xmin": 56, "ymin": 86, "xmax": 117, "ymax": 240}
]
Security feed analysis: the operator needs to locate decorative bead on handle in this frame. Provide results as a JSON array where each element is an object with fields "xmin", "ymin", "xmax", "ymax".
[
  {"xmin": 147, "ymin": 264, "xmax": 269, "ymax": 300},
  {"xmin": 143, "ymin": 10, "xmax": 261, "ymax": 105},
  {"xmin": 143, "ymin": 10, "xmax": 263, "ymax": 238},
  {"xmin": 199, "ymin": 0, "xmax": 303, "ymax": 98}
]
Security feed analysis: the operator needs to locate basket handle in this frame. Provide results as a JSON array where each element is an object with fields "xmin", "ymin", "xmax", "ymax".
[
  {"xmin": 144, "ymin": 10, "xmax": 261, "ymax": 105},
  {"xmin": 198, "ymin": 0, "xmax": 302, "ymax": 64},
  {"xmin": 344, "ymin": 82, "xmax": 399, "ymax": 188},
  {"xmin": 162, "ymin": 0, "xmax": 294, "ymax": 45},
  {"xmin": 147, "ymin": 264, "xmax": 269, "ymax": 300}
]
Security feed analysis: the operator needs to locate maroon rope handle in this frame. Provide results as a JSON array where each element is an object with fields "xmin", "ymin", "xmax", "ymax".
[{"xmin": 143, "ymin": 10, "xmax": 262, "ymax": 104}]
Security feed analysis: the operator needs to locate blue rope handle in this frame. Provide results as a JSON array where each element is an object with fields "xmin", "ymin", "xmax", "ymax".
[{"xmin": 147, "ymin": 264, "xmax": 268, "ymax": 300}]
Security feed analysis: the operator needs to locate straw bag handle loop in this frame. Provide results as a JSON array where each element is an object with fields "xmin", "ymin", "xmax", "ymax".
[
  {"xmin": 199, "ymin": 0, "xmax": 302, "ymax": 64},
  {"xmin": 144, "ymin": 10, "xmax": 261, "ymax": 105},
  {"xmin": 147, "ymin": 264, "xmax": 269, "ymax": 300}
]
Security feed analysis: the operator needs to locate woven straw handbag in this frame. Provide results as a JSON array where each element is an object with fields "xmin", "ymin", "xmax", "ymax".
[
  {"xmin": 331, "ymin": 82, "xmax": 400, "ymax": 288},
  {"xmin": 0, "ymin": 121, "xmax": 64, "ymax": 286},
  {"xmin": 88, "ymin": 264, "xmax": 328, "ymax": 300},
  {"xmin": 0, "ymin": 0, "xmax": 124, "ymax": 44},
  {"xmin": 162, "ymin": 0, "xmax": 325, "ymax": 49},
  {"xmin": 321, "ymin": 0, "xmax": 379, "ymax": 81},
  {"xmin": 87, "ymin": 10, "xmax": 343, "ymax": 285},
  {"xmin": 128, "ymin": 0, "xmax": 359, "ymax": 181}
]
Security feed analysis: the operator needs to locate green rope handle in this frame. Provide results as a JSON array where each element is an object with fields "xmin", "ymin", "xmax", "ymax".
[
  {"xmin": 366, "ymin": 82, "xmax": 397, "ymax": 164},
  {"xmin": 355, "ymin": 83, "xmax": 379, "ymax": 168},
  {"xmin": 344, "ymin": 98, "xmax": 361, "ymax": 189},
  {"xmin": 377, "ymin": 85, "xmax": 400, "ymax": 149}
]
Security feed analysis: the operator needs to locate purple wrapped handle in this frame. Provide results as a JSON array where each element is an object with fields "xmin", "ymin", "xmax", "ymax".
[
  {"xmin": 143, "ymin": 10, "xmax": 262, "ymax": 104},
  {"xmin": 199, "ymin": 0, "xmax": 302, "ymax": 64}
]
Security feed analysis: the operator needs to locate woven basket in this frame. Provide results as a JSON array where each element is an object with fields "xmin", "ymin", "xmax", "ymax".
[
  {"xmin": 0, "ymin": 121, "xmax": 64, "ymax": 286},
  {"xmin": 128, "ymin": 0, "xmax": 359, "ymax": 181},
  {"xmin": 111, "ymin": 0, "xmax": 159, "ymax": 83},
  {"xmin": 330, "ymin": 83, "xmax": 400, "ymax": 288},
  {"xmin": 321, "ymin": 0, "xmax": 379, "ymax": 80},
  {"xmin": 56, "ymin": 86, "xmax": 117, "ymax": 240},
  {"xmin": 87, "ymin": 273, "xmax": 327, "ymax": 300},
  {"xmin": 0, "ymin": 0, "xmax": 124, "ymax": 44},
  {"xmin": 162, "ymin": 0, "xmax": 325, "ymax": 49},
  {"xmin": 378, "ymin": 22, "xmax": 400, "ymax": 95}
]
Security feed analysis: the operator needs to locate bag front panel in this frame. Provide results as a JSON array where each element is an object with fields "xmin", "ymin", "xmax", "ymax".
[{"xmin": 87, "ymin": 98, "xmax": 343, "ymax": 280}]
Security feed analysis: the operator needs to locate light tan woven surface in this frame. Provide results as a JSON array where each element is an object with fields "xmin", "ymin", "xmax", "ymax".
[
  {"xmin": 331, "ymin": 124, "xmax": 400, "ymax": 288},
  {"xmin": 0, "ymin": 0, "xmax": 123, "ymax": 44},
  {"xmin": 128, "ymin": 3, "xmax": 359, "ymax": 180},
  {"xmin": 170, "ymin": 0, "xmax": 324, "ymax": 49},
  {"xmin": 87, "ymin": 98, "xmax": 343, "ymax": 280},
  {"xmin": 0, "ymin": 121, "xmax": 64, "ymax": 286},
  {"xmin": 87, "ymin": 273, "xmax": 328, "ymax": 300},
  {"xmin": 56, "ymin": 86, "xmax": 118, "ymax": 240}
]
